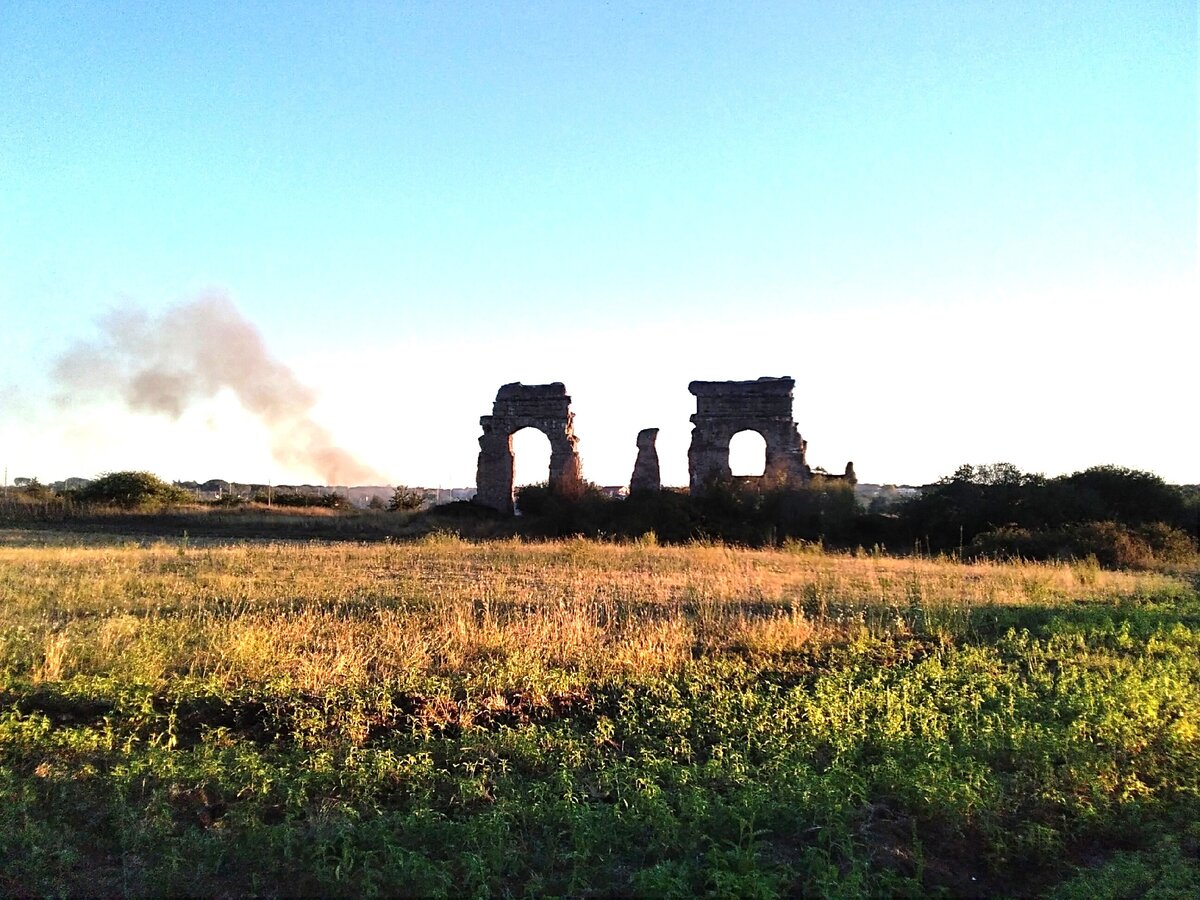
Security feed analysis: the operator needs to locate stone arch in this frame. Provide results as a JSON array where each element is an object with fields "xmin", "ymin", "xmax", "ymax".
[
  {"xmin": 475, "ymin": 382, "xmax": 583, "ymax": 514},
  {"xmin": 728, "ymin": 428, "xmax": 768, "ymax": 477},
  {"xmin": 687, "ymin": 377, "xmax": 809, "ymax": 494}
]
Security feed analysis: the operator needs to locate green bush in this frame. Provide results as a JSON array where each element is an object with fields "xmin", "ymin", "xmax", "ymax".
[
  {"xmin": 971, "ymin": 521, "xmax": 1197, "ymax": 569},
  {"xmin": 76, "ymin": 471, "xmax": 191, "ymax": 508},
  {"xmin": 1060, "ymin": 465, "xmax": 1188, "ymax": 526},
  {"xmin": 514, "ymin": 482, "xmax": 553, "ymax": 516},
  {"xmin": 515, "ymin": 481, "xmax": 615, "ymax": 536},
  {"xmin": 898, "ymin": 463, "xmax": 1195, "ymax": 552},
  {"xmin": 618, "ymin": 488, "xmax": 699, "ymax": 543},
  {"xmin": 388, "ymin": 486, "xmax": 425, "ymax": 512},
  {"xmin": 15, "ymin": 479, "xmax": 53, "ymax": 501},
  {"xmin": 251, "ymin": 489, "xmax": 350, "ymax": 509},
  {"xmin": 688, "ymin": 477, "xmax": 860, "ymax": 546},
  {"xmin": 500, "ymin": 463, "xmax": 1195, "ymax": 558},
  {"xmin": 511, "ymin": 478, "xmax": 862, "ymax": 547}
]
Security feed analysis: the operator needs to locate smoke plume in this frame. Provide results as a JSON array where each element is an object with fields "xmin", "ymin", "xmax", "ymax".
[{"xmin": 54, "ymin": 293, "xmax": 386, "ymax": 485}]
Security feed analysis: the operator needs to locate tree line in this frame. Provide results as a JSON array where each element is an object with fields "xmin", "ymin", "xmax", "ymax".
[
  {"xmin": 504, "ymin": 463, "xmax": 1198, "ymax": 568},
  {"xmin": 4, "ymin": 464, "xmax": 1196, "ymax": 568}
]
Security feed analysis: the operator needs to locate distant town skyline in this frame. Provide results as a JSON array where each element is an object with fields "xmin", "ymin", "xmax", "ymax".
[{"xmin": 2, "ymin": 2, "xmax": 1195, "ymax": 487}]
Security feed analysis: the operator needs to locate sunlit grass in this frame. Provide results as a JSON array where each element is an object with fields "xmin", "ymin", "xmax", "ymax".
[
  {"xmin": 1, "ymin": 532, "xmax": 1197, "ymax": 895},
  {"xmin": 0, "ymin": 534, "xmax": 1175, "ymax": 694}
]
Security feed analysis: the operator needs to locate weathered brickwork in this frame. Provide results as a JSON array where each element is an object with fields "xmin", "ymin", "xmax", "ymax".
[
  {"xmin": 474, "ymin": 382, "xmax": 583, "ymax": 514},
  {"xmin": 473, "ymin": 376, "xmax": 853, "ymax": 513},
  {"xmin": 687, "ymin": 377, "xmax": 809, "ymax": 494}
]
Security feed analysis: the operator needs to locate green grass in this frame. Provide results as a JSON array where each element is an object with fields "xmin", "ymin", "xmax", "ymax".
[{"xmin": 1, "ymin": 531, "xmax": 1197, "ymax": 895}]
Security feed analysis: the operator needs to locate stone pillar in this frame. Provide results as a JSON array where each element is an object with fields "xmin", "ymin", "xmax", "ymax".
[
  {"xmin": 475, "ymin": 420, "xmax": 515, "ymax": 514},
  {"xmin": 687, "ymin": 426, "xmax": 732, "ymax": 489},
  {"xmin": 630, "ymin": 428, "xmax": 661, "ymax": 493},
  {"xmin": 547, "ymin": 421, "xmax": 584, "ymax": 497},
  {"xmin": 762, "ymin": 422, "xmax": 809, "ymax": 486}
]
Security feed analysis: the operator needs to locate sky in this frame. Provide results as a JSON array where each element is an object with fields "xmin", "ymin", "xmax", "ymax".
[{"xmin": 1, "ymin": 1, "xmax": 1196, "ymax": 489}]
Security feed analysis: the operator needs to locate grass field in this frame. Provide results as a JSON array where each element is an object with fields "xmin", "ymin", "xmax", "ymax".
[{"xmin": 1, "ymin": 529, "xmax": 1198, "ymax": 896}]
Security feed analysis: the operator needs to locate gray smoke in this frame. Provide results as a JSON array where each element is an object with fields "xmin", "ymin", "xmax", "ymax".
[{"xmin": 54, "ymin": 293, "xmax": 386, "ymax": 485}]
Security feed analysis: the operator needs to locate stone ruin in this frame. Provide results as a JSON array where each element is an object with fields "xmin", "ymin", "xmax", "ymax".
[
  {"xmin": 630, "ymin": 428, "xmax": 661, "ymax": 494},
  {"xmin": 687, "ymin": 377, "xmax": 809, "ymax": 494},
  {"xmin": 475, "ymin": 382, "xmax": 583, "ymax": 515},
  {"xmin": 473, "ymin": 376, "xmax": 853, "ymax": 513}
]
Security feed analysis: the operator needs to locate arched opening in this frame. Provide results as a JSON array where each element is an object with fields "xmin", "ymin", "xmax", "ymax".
[
  {"xmin": 511, "ymin": 426, "xmax": 552, "ymax": 489},
  {"xmin": 728, "ymin": 429, "xmax": 767, "ymax": 477}
]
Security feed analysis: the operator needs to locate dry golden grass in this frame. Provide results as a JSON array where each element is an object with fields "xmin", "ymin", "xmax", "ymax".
[{"xmin": 0, "ymin": 533, "xmax": 1181, "ymax": 694}]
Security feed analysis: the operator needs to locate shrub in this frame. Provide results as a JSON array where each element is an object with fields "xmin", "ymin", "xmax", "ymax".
[
  {"xmin": 509, "ymin": 478, "xmax": 872, "ymax": 546},
  {"xmin": 16, "ymin": 478, "xmax": 53, "ymax": 501},
  {"xmin": 970, "ymin": 521, "xmax": 1197, "ymax": 569},
  {"xmin": 689, "ymin": 477, "xmax": 859, "ymax": 546},
  {"xmin": 388, "ymin": 486, "xmax": 425, "ymax": 511},
  {"xmin": 76, "ymin": 471, "xmax": 191, "ymax": 508},
  {"xmin": 1059, "ymin": 465, "xmax": 1188, "ymax": 527},
  {"xmin": 618, "ymin": 488, "xmax": 698, "ymax": 543},
  {"xmin": 896, "ymin": 463, "xmax": 1045, "ymax": 550},
  {"xmin": 515, "ymin": 481, "xmax": 614, "ymax": 536},
  {"xmin": 429, "ymin": 500, "xmax": 504, "ymax": 521},
  {"xmin": 252, "ymin": 489, "xmax": 349, "ymax": 509},
  {"xmin": 1133, "ymin": 521, "xmax": 1198, "ymax": 563},
  {"xmin": 514, "ymin": 482, "xmax": 553, "ymax": 516},
  {"xmin": 898, "ymin": 462, "xmax": 1194, "ymax": 551}
]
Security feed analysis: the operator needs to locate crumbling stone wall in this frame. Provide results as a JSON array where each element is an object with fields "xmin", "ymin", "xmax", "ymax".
[
  {"xmin": 829, "ymin": 462, "xmax": 857, "ymax": 485},
  {"xmin": 687, "ymin": 377, "xmax": 809, "ymax": 494},
  {"xmin": 475, "ymin": 382, "xmax": 583, "ymax": 514}
]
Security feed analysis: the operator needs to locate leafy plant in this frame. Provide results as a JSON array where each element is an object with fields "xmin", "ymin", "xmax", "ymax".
[
  {"xmin": 388, "ymin": 485, "xmax": 425, "ymax": 511},
  {"xmin": 75, "ymin": 471, "xmax": 191, "ymax": 508}
]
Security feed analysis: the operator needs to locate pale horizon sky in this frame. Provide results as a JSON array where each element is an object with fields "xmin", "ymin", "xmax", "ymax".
[{"xmin": 2, "ymin": 2, "xmax": 1196, "ymax": 488}]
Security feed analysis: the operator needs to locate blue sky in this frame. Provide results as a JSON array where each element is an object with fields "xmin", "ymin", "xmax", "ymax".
[{"xmin": 1, "ymin": 1, "xmax": 1196, "ymax": 487}]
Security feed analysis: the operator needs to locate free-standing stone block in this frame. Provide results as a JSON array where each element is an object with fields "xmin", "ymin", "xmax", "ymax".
[
  {"xmin": 474, "ymin": 382, "xmax": 583, "ymax": 514},
  {"xmin": 630, "ymin": 428, "xmax": 661, "ymax": 493}
]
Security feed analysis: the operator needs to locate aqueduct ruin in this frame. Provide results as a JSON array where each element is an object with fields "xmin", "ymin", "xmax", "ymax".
[
  {"xmin": 474, "ymin": 382, "xmax": 583, "ymax": 515},
  {"xmin": 687, "ymin": 377, "xmax": 810, "ymax": 493},
  {"xmin": 473, "ymin": 376, "xmax": 852, "ymax": 513}
]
